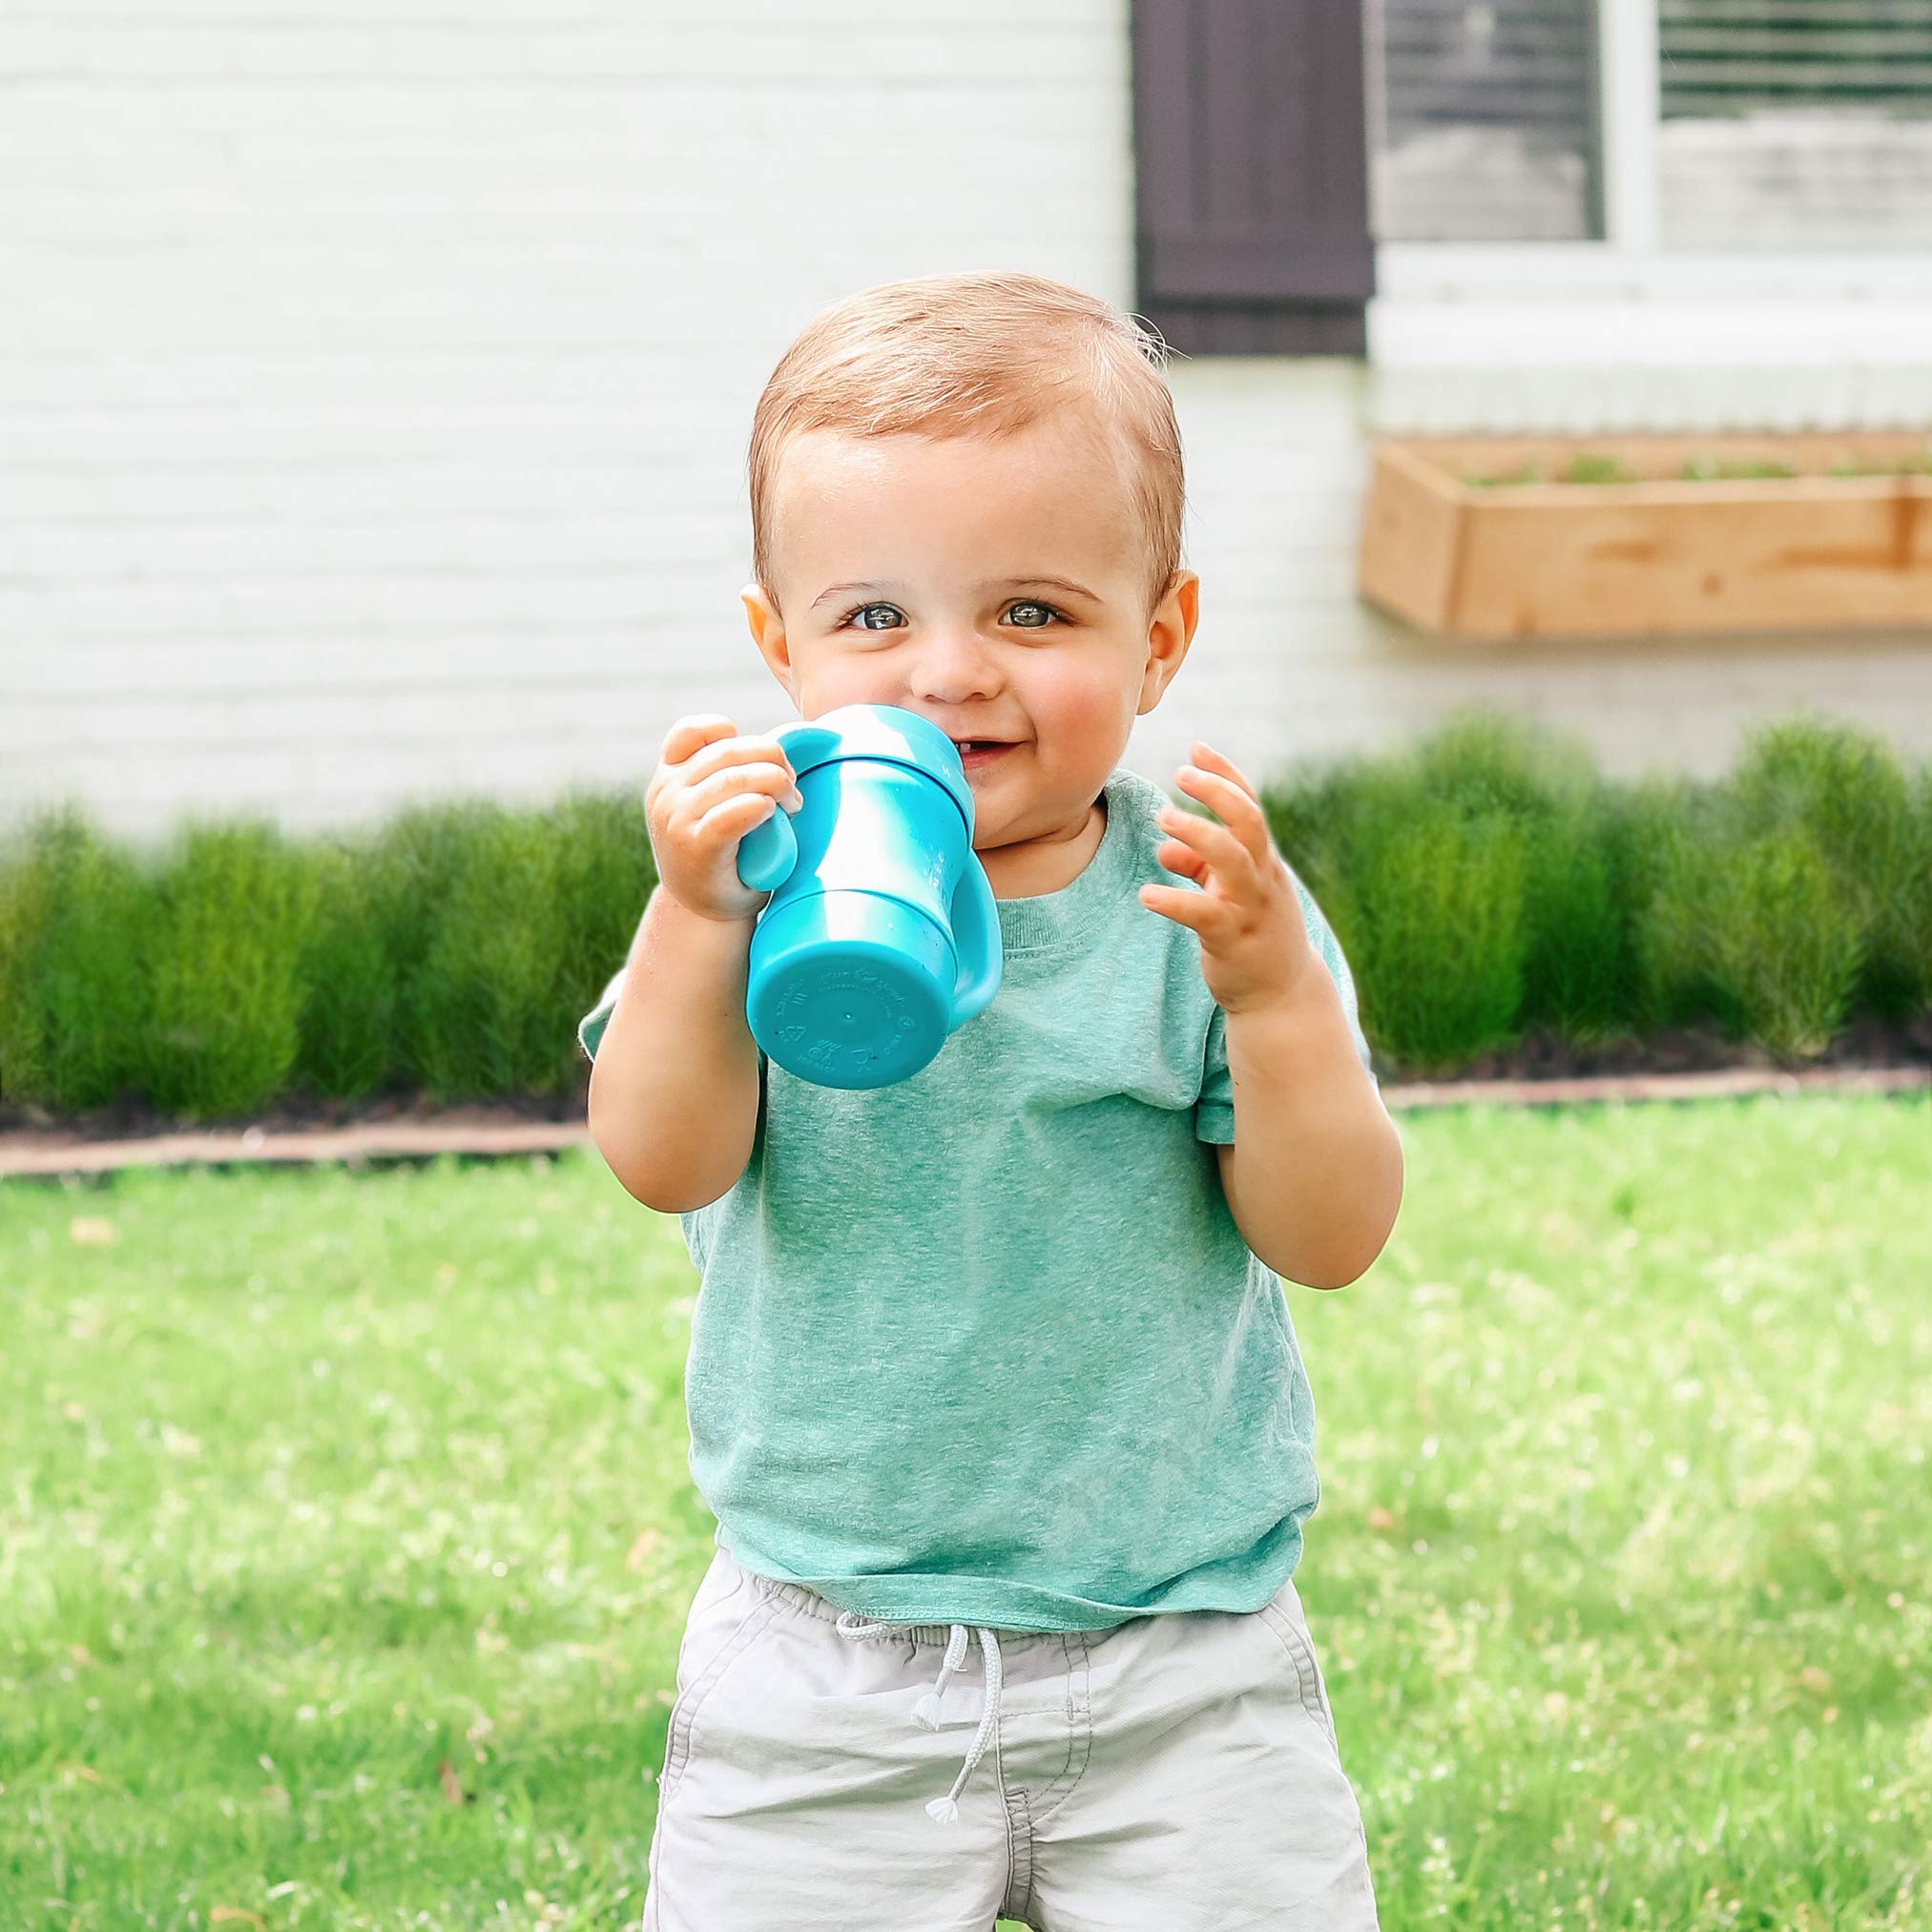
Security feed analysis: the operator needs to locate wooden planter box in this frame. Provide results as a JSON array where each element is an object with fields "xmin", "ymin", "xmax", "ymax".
[{"xmin": 1358, "ymin": 433, "xmax": 1932, "ymax": 640}]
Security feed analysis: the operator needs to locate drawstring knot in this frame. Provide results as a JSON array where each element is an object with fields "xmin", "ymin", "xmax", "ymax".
[{"xmin": 834, "ymin": 1612, "xmax": 1004, "ymax": 1823}]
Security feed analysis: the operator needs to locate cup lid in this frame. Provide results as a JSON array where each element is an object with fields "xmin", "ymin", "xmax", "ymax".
[{"xmin": 770, "ymin": 703, "xmax": 974, "ymax": 837}]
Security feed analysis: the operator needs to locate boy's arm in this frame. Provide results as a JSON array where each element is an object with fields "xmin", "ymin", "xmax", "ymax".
[
  {"xmin": 1215, "ymin": 976, "xmax": 1402, "ymax": 1291},
  {"xmin": 586, "ymin": 886, "xmax": 763, "ymax": 1213}
]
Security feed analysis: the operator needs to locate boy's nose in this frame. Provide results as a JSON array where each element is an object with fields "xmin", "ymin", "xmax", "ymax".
[{"xmin": 905, "ymin": 637, "xmax": 1003, "ymax": 704}]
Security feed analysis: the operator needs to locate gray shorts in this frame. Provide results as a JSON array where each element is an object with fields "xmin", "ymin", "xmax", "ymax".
[{"xmin": 641, "ymin": 1547, "xmax": 1380, "ymax": 1930}]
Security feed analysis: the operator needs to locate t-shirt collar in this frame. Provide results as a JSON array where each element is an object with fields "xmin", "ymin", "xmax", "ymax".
[{"xmin": 990, "ymin": 766, "xmax": 1144, "ymax": 956}]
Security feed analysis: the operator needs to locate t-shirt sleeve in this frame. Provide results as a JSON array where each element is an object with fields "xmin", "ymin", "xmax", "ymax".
[
  {"xmin": 1195, "ymin": 873, "xmax": 1378, "ymax": 1145},
  {"xmin": 576, "ymin": 966, "xmax": 771, "ymax": 1089},
  {"xmin": 577, "ymin": 966, "xmax": 627, "ymax": 1060}
]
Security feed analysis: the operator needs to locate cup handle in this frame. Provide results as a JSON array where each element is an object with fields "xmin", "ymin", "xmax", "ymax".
[
  {"xmin": 736, "ymin": 717, "xmax": 840, "ymax": 894},
  {"xmin": 736, "ymin": 799, "xmax": 798, "ymax": 893},
  {"xmin": 947, "ymin": 851, "xmax": 1003, "ymax": 1026}
]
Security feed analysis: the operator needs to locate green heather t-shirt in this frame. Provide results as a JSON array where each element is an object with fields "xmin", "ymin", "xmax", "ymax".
[{"xmin": 578, "ymin": 764, "xmax": 1377, "ymax": 1632}]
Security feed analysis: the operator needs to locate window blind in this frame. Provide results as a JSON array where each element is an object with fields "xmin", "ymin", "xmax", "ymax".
[
  {"xmin": 1372, "ymin": 0, "xmax": 1604, "ymax": 239},
  {"xmin": 1659, "ymin": 1, "xmax": 1932, "ymax": 247}
]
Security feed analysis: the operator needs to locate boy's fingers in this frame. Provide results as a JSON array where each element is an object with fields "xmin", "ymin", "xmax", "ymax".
[
  {"xmin": 1138, "ymin": 882, "xmax": 1207, "ymax": 928},
  {"xmin": 678, "ymin": 759, "xmax": 792, "ymax": 821},
  {"xmin": 1179, "ymin": 769, "xmax": 1269, "ymax": 867},
  {"xmin": 672, "ymin": 737, "xmax": 797, "ymax": 799},
  {"xmin": 1164, "ymin": 800, "xmax": 1248, "ymax": 876},
  {"xmin": 1192, "ymin": 741, "xmax": 1257, "ymax": 799},
  {"xmin": 660, "ymin": 715, "xmax": 739, "ymax": 766}
]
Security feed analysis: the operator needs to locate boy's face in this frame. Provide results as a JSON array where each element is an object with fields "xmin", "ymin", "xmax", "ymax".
[{"xmin": 741, "ymin": 411, "xmax": 1198, "ymax": 871}]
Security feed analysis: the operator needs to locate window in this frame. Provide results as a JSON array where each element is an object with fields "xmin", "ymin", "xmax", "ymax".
[
  {"xmin": 1371, "ymin": 0, "xmax": 1932, "ymax": 250},
  {"xmin": 1658, "ymin": 2, "xmax": 1932, "ymax": 249},
  {"xmin": 1372, "ymin": 1, "xmax": 1604, "ymax": 240}
]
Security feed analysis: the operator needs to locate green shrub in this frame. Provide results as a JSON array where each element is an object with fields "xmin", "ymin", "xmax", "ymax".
[
  {"xmin": 1704, "ymin": 828, "xmax": 1867, "ymax": 1059},
  {"xmin": 3, "ymin": 712, "xmax": 1924, "ymax": 1111},
  {"xmin": 408, "ymin": 803, "xmax": 573, "ymax": 1100},
  {"xmin": 361, "ymin": 801, "xmax": 505, "ymax": 1091},
  {"xmin": 143, "ymin": 820, "xmax": 320, "ymax": 1119},
  {"xmin": 1309, "ymin": 752, "xmax": 1531, "ymax": 1074},
  {"xmin": 1618, "ymin": 774, "xmax": 1726, "ymax": 1035},
  {"xmin": 1259, "ymin": 754, "xmax": 1362, "ymax": 920},
  {"xmin": 1344, "ymin": 807, "xmax": 1529, "ymax": 1075},
  {"xmin": 0, "ymin": 807, "xmax": 154, "ymax": 1112},
  {"xmin": 549, "ymin": 787, "xmax": 656, "ymax": 1026},
  {"xmin": 1408, "ymin": 707, "xmax": 1631, "ymax": 1043},
  {"xmin": 295, "ymin": 833, "xmax": 399, "ymax": 1101},
  {"xmin": 1725, "ymin": 711, "xmax": 1925, "ymax": 1018},
  {"xmin": 1633, "ymin": 774, "xmax": 1868, "ymax": 1062},
  {"xmin": 1911, "ymin": 764, "xmax": 1932, "ymax": 1002}
]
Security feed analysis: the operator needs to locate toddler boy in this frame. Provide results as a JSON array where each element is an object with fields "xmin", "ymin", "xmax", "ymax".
[{"xmin": 582, "ymin": 270, "xmax": 1403, "ymax": 1930}]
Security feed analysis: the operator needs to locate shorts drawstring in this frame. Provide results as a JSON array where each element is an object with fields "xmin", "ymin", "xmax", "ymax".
[{"xmin": 833, "ymin": 1613, "xmax": 1004, "ymax": 1823}]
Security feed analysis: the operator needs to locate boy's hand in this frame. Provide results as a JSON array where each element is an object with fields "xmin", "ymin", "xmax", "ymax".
[
  {"xmin": 1139, "ymin": 741, "xmax": 1321, "ymax": 1017},
  {"xmin": 646, "ymin": 715, "xmax": 805, "ymax": 925}
]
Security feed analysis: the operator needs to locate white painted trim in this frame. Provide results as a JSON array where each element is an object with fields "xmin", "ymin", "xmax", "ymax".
[
  {"xmin": 1598, "ymin": 0, "xmax": 1660, "ymax": 250},
  {"xmin": 1377, "ymin": 244, "xmax": 1932, "ymax": 303},
  {"xmin": 1367, "ymin": 289, "xmax": 1932, "ymax": 368}
]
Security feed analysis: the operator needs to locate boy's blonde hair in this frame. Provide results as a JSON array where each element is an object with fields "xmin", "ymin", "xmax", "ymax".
[{"xmin": 748, "ymin": 271, "xmax": 1186, "ymax": 627}]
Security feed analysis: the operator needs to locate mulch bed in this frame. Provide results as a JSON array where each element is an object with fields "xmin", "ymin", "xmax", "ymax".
[{"xmin": 3, "ymin": 1014, "xmax": 1926, "ymax": 1177}]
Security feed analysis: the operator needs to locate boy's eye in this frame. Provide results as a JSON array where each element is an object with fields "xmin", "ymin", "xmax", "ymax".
[{"xmin": 837, "ymin": 599, "xmax": 1066, "ymax": 632}]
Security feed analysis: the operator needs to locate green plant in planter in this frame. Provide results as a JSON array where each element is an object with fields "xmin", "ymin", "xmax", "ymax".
[
  {"xmin": 1562, "ymin": 452, "xmax": 1642, "ymax": 486},
  {"xmin": 1465, "ymin": 453, "xmax": 1643, "ymax": 487},
  {"xmin": 1679, "ymin": 455, "xmax": 1797, "ymax": 481},
  {"xmin": 1826, "ymin": 446, "xmax": 1932, "ymax": 478},
  {"xmin": 1464, "ymin": 460, "xmax": 1546, "ymax": 488},
  {"xmin": 1464, "ymin": 448, "xmax": 1932, "ymax": 487}
]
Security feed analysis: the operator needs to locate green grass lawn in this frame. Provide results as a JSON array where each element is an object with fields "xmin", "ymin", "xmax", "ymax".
[{"xmin": 3, "ymin": 1091, "xmax": 1928, "ymax": 1930}]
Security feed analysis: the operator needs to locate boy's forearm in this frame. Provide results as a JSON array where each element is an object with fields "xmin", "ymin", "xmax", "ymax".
[
  {"xmin": 1217, "ymin": 975, "xmax": 1403, "ymax": 1291},
  {"xmin": 587, "ymin": 886, "xmax": 762, "ymax": 1212}
]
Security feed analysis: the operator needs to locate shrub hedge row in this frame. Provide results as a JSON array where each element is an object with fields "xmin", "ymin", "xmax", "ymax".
[{"xmin": 1, "ymin": 706, "xmax": 1925, "ymax": 1120}]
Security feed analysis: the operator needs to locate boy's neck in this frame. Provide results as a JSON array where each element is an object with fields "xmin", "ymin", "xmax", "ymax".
[{"xmin": 979, "ymin": 793, "xmax": 1108, "ymax": 902}]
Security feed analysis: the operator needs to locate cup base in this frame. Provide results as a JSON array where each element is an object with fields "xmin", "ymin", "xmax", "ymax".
[{"xmin": 748, "ymin": 890, "xmax": 954, "ymax": 1089}]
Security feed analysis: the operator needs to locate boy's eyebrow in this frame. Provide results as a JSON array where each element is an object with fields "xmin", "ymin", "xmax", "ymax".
[{"xmin": 809, "ymin": 574, "xmax": 1103, "ymax": 611}]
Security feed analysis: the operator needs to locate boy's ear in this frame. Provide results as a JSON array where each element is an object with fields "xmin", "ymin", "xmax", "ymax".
[
  {"xmin": 1137, "ymin": 569, "xmax": 1199, "ymax": 717},
  {"xmin": 741, "ymin": 582, "xmax": 798, "ymax": 697}
]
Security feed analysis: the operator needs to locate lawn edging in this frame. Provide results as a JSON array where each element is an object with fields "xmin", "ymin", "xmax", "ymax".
[{"xmin": 3, "ymin": 1064, "xmax": 1923, "ymax": 1179}]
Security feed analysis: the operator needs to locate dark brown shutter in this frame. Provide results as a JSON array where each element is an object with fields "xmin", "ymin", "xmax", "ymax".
[{"xmin": 1132, "ymin": 0, "xmax": 1375, "ymax": 355}]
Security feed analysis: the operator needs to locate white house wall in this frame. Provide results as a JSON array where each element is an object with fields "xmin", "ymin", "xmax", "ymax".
[{"xmin": 4, "ymin": 1, "xmax": 1931, "ymax": 843}]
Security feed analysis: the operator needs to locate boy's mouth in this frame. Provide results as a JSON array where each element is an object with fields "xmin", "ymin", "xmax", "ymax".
[{"xmin": 952, "ymin": 740, "xmax": 1020, "ymax": 773}]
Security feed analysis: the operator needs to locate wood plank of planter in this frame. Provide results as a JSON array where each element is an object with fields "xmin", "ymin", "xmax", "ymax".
[{"xmin": 1359, "ymin": 433, "xmax": 1932, "ymax": 639}]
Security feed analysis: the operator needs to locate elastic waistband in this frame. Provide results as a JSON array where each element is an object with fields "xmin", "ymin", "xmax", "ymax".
[{"xmin": 733, "ymin": 1556, "xmax": 1063, "ymax": 1649}]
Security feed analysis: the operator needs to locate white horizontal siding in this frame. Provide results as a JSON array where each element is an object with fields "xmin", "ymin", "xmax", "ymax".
[{"xmin": 3, "ymin": 0, "xmax": 1930, "ymax": 845}]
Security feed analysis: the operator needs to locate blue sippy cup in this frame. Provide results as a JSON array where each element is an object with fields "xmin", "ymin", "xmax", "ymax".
[{"xmin": 733, "ymin": 702, "xmax": 1003, "ymax": 1090}]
